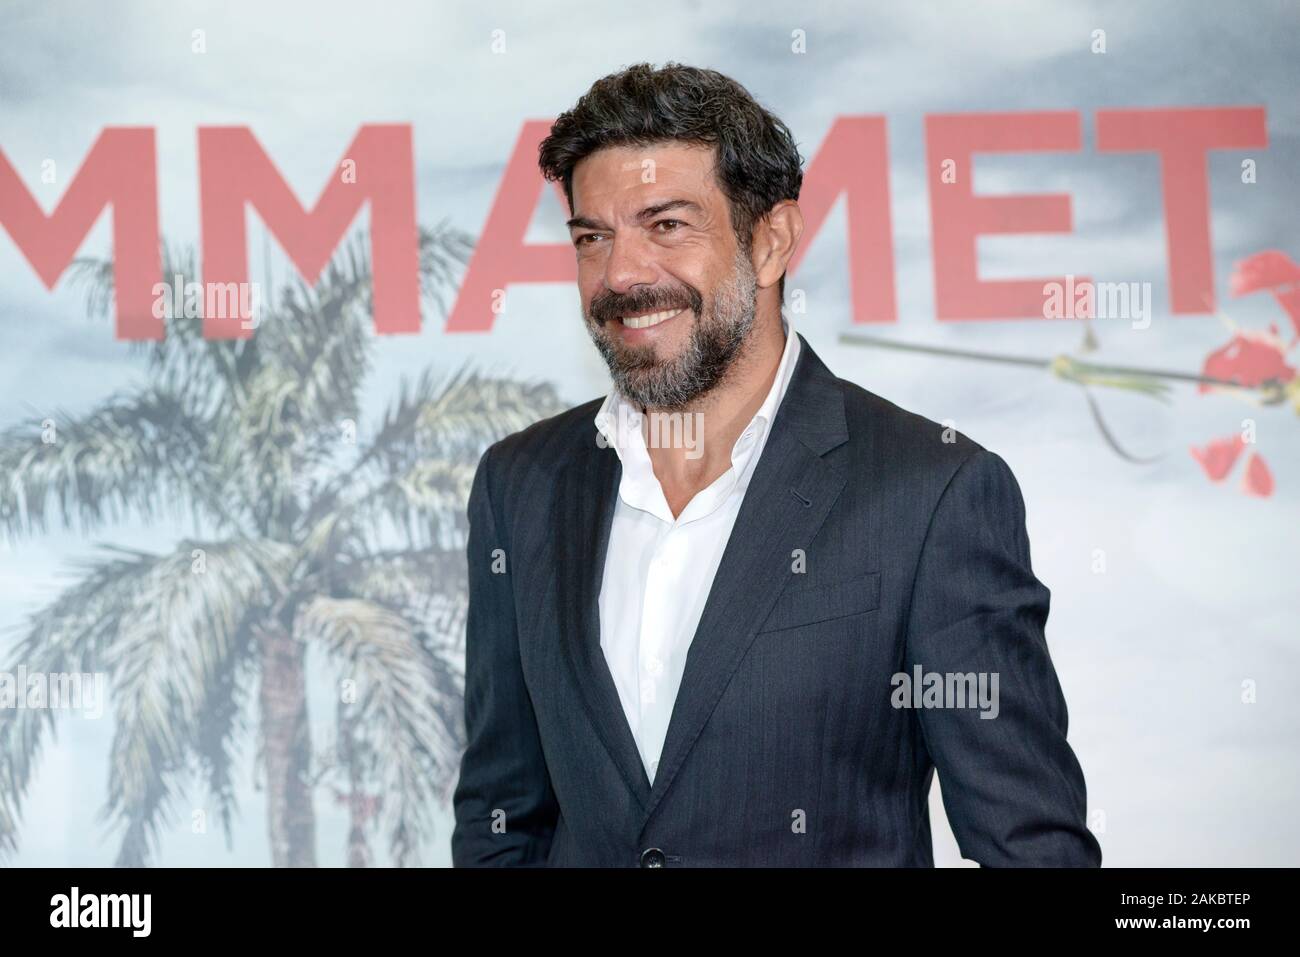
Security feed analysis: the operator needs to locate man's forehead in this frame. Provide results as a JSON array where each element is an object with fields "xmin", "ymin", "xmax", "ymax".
[{"xmin": 572, "ymin": 143, "xmax": 720, "ymax": 204}]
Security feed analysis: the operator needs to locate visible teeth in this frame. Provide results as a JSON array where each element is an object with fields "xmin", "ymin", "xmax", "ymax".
[{"xmin": 620, "ymin": 308, "xmax": 684, "ymax": 329}]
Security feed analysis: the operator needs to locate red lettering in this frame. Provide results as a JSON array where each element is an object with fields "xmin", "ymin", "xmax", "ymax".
[
  {"xmin": 1096, "ymin": 107, "xmax": 1267, "ymax": 313},
  {"xmin": 789, "ymin": 116, "xmax": 896, "ymax": 323},
  {"xmin": 198, "ymin": 124, "xmax": 419, "ymax": 339},
  {"xmin": 0, "ymin": 129, "xmax": 161, "ymax": 339},
  {"xmin": 926, "ymin": 111, "xmax": 1083, "ymax": 320},
  {"xmin": 446, "ymin": 121, "xmax": 574, "ymax": 332}
]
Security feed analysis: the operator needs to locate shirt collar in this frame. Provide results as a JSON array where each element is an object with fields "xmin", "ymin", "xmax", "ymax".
[{"xmin": 742, "ymin": 313, "xmax": 800, "ymax": 456}]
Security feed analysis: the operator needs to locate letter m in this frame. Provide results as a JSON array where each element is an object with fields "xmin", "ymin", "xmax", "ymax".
[
  {"xmin": 0, "ymin": 129, "xmax": 162, "ymax": 339},
  {"xmin": 198, "ymin": 125, "xmax": 419, "ymax": 339}
]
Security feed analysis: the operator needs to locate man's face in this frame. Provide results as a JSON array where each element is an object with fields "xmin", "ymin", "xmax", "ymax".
[{"xmin": 568, "ymin": 142, "xmax": 757, "ymax": 410}]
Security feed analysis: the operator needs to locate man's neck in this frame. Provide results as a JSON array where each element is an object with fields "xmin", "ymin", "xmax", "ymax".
[{"xmin": 641, "ymin": 308, "xmax": 787, "ymax": 516}]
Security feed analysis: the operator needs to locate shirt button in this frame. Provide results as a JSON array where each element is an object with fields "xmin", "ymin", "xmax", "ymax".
[
  {"xmin": 640, "ymin": 847, "xmax": 667, "ymax": 868},
  {"xmin": 643, "ymin": 656, "xmax": 663, "ymax": 676}
]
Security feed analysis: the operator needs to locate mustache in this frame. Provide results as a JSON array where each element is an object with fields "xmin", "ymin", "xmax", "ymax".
[{"xmin": 588, "ymin": 284, "xmax": 704, "ymax": 325}]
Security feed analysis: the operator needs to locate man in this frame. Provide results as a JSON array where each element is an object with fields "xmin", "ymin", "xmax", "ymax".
[{"xmin": 451, "ymin": 62, "xmax": 1101, "ymax": 867}]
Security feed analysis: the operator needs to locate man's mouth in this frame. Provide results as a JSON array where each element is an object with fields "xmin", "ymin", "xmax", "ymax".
[{"xmin": 618, "ymin": 307, "xmax": 686, "ymax": 329}]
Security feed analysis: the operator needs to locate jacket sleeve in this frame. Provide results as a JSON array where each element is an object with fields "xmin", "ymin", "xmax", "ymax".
[
  {"xmin": 451, "ymin": 445, "xmax": 559, "ymax": 866},
  {"xmin": 904, "ymin": 448, "xmax": 1101, "ymax": 866}
]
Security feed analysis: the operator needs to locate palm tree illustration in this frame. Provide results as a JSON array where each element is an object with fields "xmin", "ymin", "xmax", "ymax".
[{"xmin": 0, "ymin": 226, "xmax": 565, "ymax": 866}]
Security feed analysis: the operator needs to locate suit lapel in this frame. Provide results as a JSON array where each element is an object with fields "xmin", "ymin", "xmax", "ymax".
[
  {"xmin": 553, "ymin": 437, "xmax": 654, "ymax": 809},
  {"xmin": 640, "ymin": 335, "xmax": 849, "ymax": 825}
]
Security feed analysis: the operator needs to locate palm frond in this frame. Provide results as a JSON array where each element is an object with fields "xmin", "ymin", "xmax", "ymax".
[
  {"xmin": 296, "ymin": 595, "xmax": 462, "ymax": 866},
  {"xmin": 100, "ymin": 536, "xmax": 294, "ymax": 866},
  {"xmin": 418, "ymin": 220, "xmax": 475, "ymax": 317},
  {"xmin": 299, "ymin": 369, "xmax": 566, "ymax": 554},
  {"xmin": 0, "ymin": 708, "xmax": 54, "ymax": 854},
  {"xmin": 191, "ymin": 620, "xmax": 255, "ymax": 852},
  {"xmin": 0, "ymin": 386, "xmax": 231, "ymax": 541},
  {"xmin": 66, "ymin": 255, "xmax": 117, "ymax": 323},
  {"xmin": 388, "ymin": 366, "xmax": 565, "ymax": 464},
  {"xmin": 345, "ymin": 549, "xmax": 468, "ymax": 625},
  {"xmin": 0, "ymin": 536, "xmax": 291, "ymax": 861},
  {"xmin": 357, "ymin": 458, "xmax": 480, "ymax": 552},
  {"xmin": 69, "ymin": 244, "xmax": 252, "ymax": 411}
]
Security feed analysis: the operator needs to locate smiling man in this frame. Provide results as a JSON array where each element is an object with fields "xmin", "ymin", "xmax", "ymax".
[{"xmin": 451, "ymin": 62, "xmax": 1101, "ymax": 867}]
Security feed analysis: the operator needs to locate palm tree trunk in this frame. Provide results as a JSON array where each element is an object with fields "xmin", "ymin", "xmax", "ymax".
[
  {"xmin": 338, "ymin": 705, "xmax": 373, "ymax": 867},
  {"xmin": 258, "ymin": 621, "xmax": 317, "ymax": 866},
  {"xmin": 346, "ymin": 820, "xmax": 370, "ymax": 868}
]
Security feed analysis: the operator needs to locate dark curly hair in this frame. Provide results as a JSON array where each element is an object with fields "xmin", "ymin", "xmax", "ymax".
[{"xmin": 538, "ymin": 62, "xmax": 804, "ymax": 299}]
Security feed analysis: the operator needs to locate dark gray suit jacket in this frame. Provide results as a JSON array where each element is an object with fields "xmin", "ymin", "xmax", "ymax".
[{"xmin": 451, "ymin": 334, "xmax": 1101, "ymax": 867}]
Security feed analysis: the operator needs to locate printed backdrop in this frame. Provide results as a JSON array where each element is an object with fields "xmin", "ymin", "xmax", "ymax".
[{"xmin": 1, "ymin": 0, "xmax": 1297, "ymax": 866}]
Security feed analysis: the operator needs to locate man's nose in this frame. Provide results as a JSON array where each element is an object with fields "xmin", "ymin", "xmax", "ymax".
[{"xmin": 602, "ymin": 232, "xmax": 659, "ymax": 294}]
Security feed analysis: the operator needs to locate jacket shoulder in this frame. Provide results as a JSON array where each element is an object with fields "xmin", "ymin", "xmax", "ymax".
[
  {"xmin": 478, "ymin": 396, "xmax": 603, "ymax": 494},
  {"xmin": 833, "ymin": 375, "xmax": 994, "ymax": 494},
  {"xmin": 840, "ymin": 375, "xmax": 983, "ymax": 452}
]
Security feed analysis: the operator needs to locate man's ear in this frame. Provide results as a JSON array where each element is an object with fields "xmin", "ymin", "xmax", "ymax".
[{"xmin": 751, "ymin": 200, "xmax": 804, "ymax": 289}]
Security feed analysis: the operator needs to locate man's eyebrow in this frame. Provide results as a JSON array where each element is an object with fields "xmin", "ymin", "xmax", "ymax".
[
  {"xmin": 635, "ymin": 198, "xmax": 703, "ymax": 221},
  {"xmin": 566, "ymin": 214, "xmax": 606, "ymax": 231},
  {"xmin": 566, "ymin": 199, "xmax": 703, "ymax": 231}
]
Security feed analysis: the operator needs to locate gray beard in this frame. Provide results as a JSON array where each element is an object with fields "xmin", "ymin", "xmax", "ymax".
[{"xmin": 586, "ymin": 251, "xmax": 758, "ymax": 411}]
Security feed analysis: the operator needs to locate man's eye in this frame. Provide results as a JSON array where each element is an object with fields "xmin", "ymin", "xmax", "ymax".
[
  {"xmin": 653, "ymin": 219, "xmax": 684, "ymax": 233},
  {"xmin": 574, "ymin": 233, "xmax": 602, "ymax": 247}
]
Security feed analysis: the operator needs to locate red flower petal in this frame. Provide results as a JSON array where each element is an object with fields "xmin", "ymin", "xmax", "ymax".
[
  {"xmin": 1230, "ymin": 251, "xmax": 1300, "ymax": 295},
  {"xmin": 1190, "ymin": 434, "xmax": 1247, "ymax": 481},
  {"xmin": 1241, "ymin": 452, "xmax": 1275, "ymax": 497},
  {"xmin": 1199, "ymin": 331, "xmax": 1297, "ymax": 394},
  {"xmin": 1273, "ymin": 286, "xmax": 1300, "ymax": 344}
]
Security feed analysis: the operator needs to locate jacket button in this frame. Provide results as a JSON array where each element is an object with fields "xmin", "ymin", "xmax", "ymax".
[{"xmin": 639, "ymin": 847, "xmax": 667, "ymax": 868}]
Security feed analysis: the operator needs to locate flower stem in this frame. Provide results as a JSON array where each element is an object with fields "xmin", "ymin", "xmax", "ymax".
[{"xmin": 838, "ymin": 332, "xmax": 1250, "ymax": 389}]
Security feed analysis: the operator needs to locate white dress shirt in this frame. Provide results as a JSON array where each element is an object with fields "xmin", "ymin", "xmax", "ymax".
[{"xmin": 593, "ymin": 316, "xmax": 801, "ymax": 784}]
